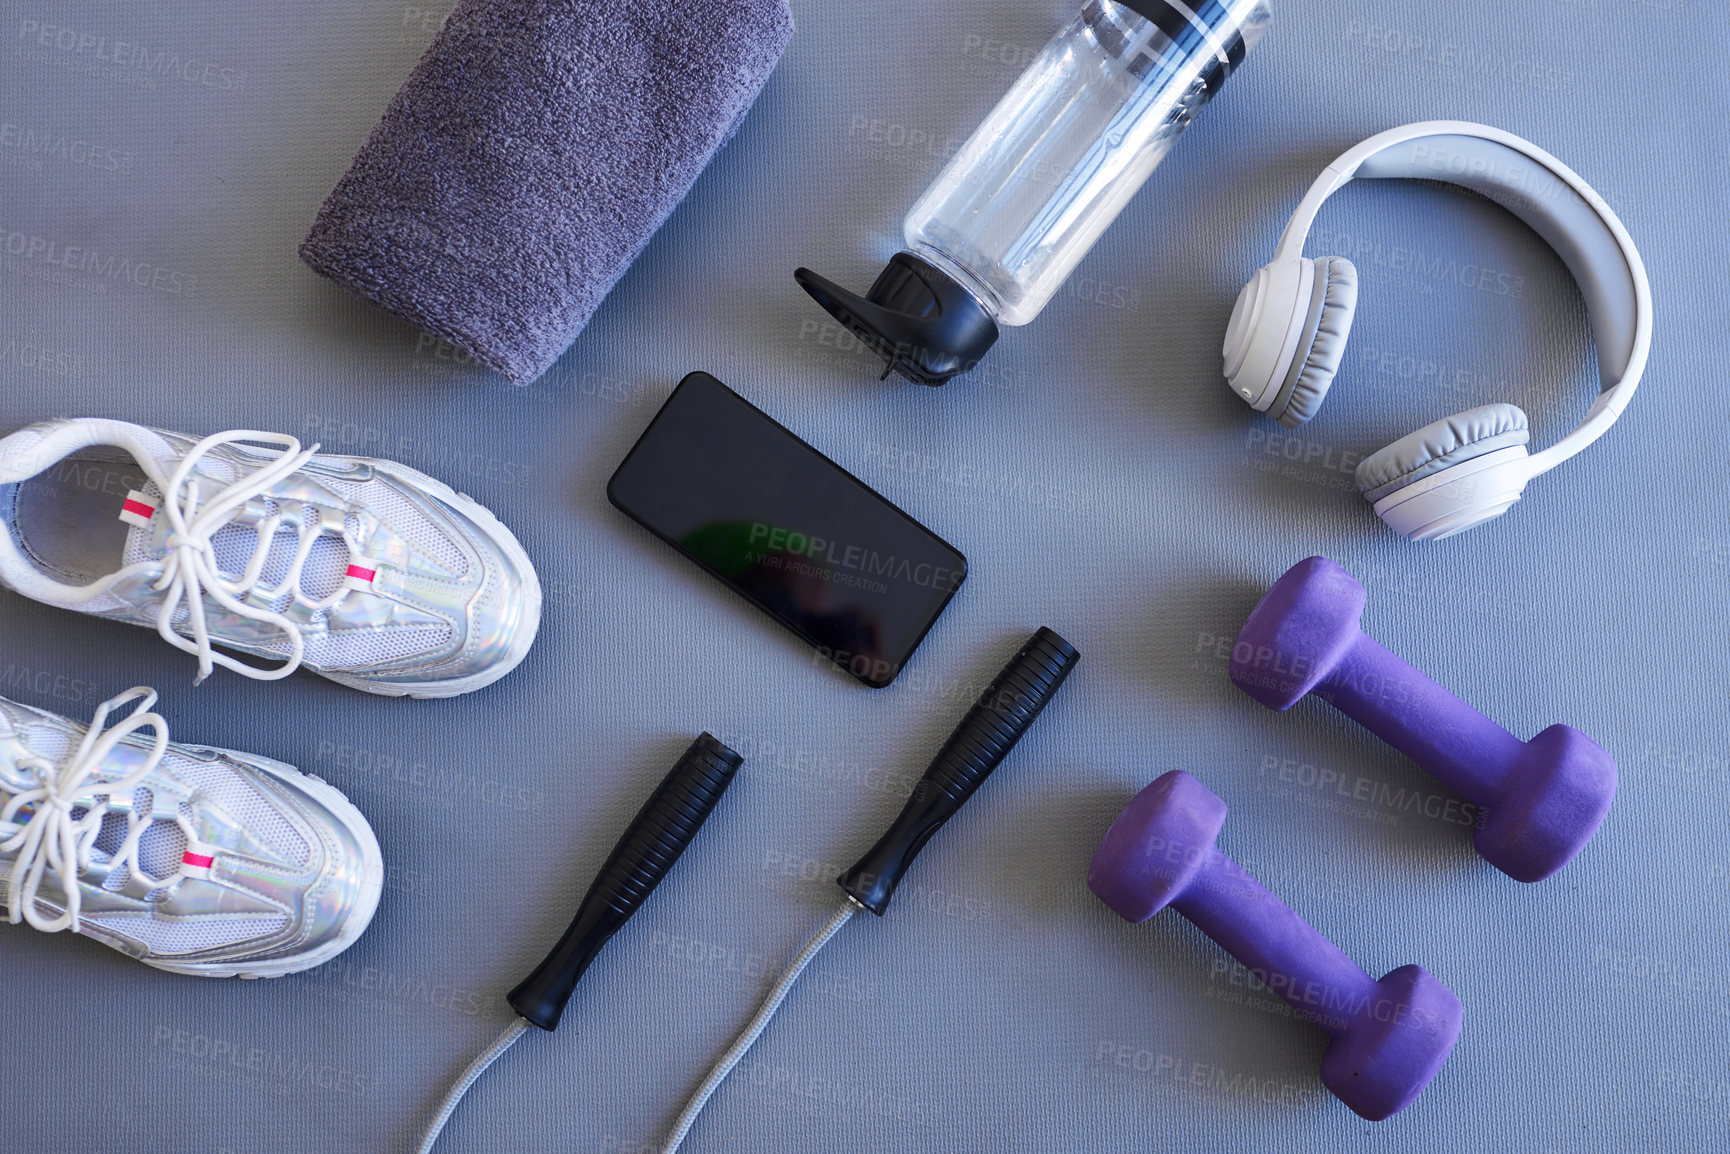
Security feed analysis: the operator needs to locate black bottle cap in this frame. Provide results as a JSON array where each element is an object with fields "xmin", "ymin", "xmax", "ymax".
[
  {"xmin": 795, "ymin": 253, "xmax": 999, "ymax": 387},
  {"xmin": 1116, "ymin": 0, "xmax": 1195, "ymax": 44},
  {"xmin": 1114, "ymin": 0, "xmax": 1249, "ymax": 95}
]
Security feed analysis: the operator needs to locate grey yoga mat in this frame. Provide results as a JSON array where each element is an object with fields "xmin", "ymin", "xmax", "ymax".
[{"xmin": 300, "ymin": 0, "xmax": 794, "ymax": 384}]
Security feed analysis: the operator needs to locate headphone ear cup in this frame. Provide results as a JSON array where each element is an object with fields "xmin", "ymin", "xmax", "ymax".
[
  {"xmin": 1222, "ymin": 257, "xmax": 1316, "ymax": 411},
  {"xmin": 1355, "ymin": 403, "xmax": 1531, "ymax": 503},
  {"xmin": 1265, "ymin": 257, "xmax": 1358, "ymax": 428}
]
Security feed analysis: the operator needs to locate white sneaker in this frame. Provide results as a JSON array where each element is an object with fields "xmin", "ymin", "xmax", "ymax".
[
  {"xmin": 0, "ymin": 419, "xmax": 541, "ymax": 697},
  {"xmin": 0, "ymin": 687, "xmax": 382, "ymax": 977}
]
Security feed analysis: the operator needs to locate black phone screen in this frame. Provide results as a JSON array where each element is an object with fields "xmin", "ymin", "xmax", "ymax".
[{"xmin": 607, "ymin": 373, "xmax": 967, "ymax": 687}]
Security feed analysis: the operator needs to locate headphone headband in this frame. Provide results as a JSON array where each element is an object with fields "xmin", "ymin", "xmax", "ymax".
[{"xmin": 1272, "ymin": 121, "xmax": 1652, "ymax": 477}]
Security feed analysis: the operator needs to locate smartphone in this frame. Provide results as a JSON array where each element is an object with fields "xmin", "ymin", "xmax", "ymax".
[{"xmin": 608, "ymin": 372, "xmax": 967, "ymax": 687}]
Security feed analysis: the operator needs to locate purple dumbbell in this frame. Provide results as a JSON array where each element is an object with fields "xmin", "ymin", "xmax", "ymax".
[
  {"xmin": 1089, "ymin": 771, "xmax": 1462, "ymax": 1121},
  {"xmin": 1230, "ymin": 556, "xmax": 1615, "ymax": 883}
]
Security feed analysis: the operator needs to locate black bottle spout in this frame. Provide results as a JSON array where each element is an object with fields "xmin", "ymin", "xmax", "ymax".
[{"xmin": 795, "ymin": 252, "xmax": 999, "ymax": 387}]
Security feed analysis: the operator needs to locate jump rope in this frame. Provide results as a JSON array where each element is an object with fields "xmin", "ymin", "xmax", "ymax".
[{"xmin": 415, "ymin": 627, "xmax": 1078, "ymax": 1152}]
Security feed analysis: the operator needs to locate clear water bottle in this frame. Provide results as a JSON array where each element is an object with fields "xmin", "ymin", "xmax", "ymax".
[{"xmin": 797, "ymin": 0, "xmax": 1273, "ymax": 386}]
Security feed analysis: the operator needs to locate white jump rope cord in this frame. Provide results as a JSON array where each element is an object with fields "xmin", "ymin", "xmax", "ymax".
[
  {"xmin": 662, "ymin": 902, "xmax": 859, "ymax": 1153},
  {"xmin": 411, "ymin": 902, "xmax": 856, "ymax": 1154},
  {"xmin": 413, "ymin": 1016, "xmax": 532, "ymax": 1154}
]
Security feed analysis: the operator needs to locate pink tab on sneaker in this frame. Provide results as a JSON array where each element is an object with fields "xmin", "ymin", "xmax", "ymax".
[
  {"xmin": 119, "ymin": 490, "xmax": 158, "ymax": 530},
  {"xmin": 343, "ymin": 561, "xmax": 378, "ymax": 592},
  {"xmin": 180, "ymin": 845, "xmax": 217, "ymax": 878}
]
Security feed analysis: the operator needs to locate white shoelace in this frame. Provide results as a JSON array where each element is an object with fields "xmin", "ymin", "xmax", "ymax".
[
  {"xmin": 0, "ymin": 688, "xmax": 170, "ymax": 933},
  {"xmin": 149, "ymin": 429, "xmax": 345, "ymax": 683}
]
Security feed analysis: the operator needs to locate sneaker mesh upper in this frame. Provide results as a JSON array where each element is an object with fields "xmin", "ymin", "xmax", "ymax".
[
  {"xmin": 320, "ymin": 475, "xmax": 468, "ymax": 577},
  {"xmin": 12, "ymin": 721, "xmax": 313, "ymax": 876},
  {"xmin": 134, "ymin": 819, "xmax": 187, "ymax": 880},
  {"xmin": 118, "ymin": 476, "xmax": 455, "ymax": 667},
  {"xmin": 161, "ymin": 753, "xmax": 310, "ymax": 869}
]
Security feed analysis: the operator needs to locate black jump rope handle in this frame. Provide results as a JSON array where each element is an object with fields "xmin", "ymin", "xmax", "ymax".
[
  {"xmin": 837, "ymin": 627, "xmax": 1079, "ymax": 916},
  {"xmin": 508, "ymin": 733, "xmax": 743, "ymax": 1031}
]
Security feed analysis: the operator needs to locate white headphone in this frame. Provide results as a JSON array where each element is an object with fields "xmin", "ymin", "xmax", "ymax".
[{"xmin": 1222, "ymin": 121, "xmax": 1653, "ymax": 540}]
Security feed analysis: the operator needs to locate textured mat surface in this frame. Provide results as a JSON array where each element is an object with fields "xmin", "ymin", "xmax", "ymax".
[{"xmin": 1, "ymin": 1, "xmax": 1725, "ymax": 1150}]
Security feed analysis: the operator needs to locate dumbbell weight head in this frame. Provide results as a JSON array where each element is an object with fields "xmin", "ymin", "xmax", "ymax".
[
  {"xmin": 1087, "ymin": 769, "xmax": 1225, "ymax": 923},
  {"xmin": 1481, "ymin": 723, "xmax": 1616, "ymax": 883},
  {"xmin": 1228, "ymin": 555, "xmax": 1365, "ymax": 711},
  {"xmin": 1318, "ymin": 962, "xmax": 1463, "ymax": 1121}
]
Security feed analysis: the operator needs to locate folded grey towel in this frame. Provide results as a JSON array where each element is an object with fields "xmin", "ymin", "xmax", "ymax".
[{"xmin": 300, "ymin": 0, "xmax": 793, "ymax": 384}]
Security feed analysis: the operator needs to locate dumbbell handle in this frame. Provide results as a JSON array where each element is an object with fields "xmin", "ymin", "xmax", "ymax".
[
  {"xmin": 1320, "ymin": 632, "xmax": 1524, "ymax": 803},
  {"xmin": 1173, "ymin": 847, "xmax": 1376, "ymax": 1039}
]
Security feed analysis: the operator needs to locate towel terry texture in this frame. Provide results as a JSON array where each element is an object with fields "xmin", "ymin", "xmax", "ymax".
[{"xmin": 300, "ymin": 0, "xmax": 794, "ymax": 384}]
